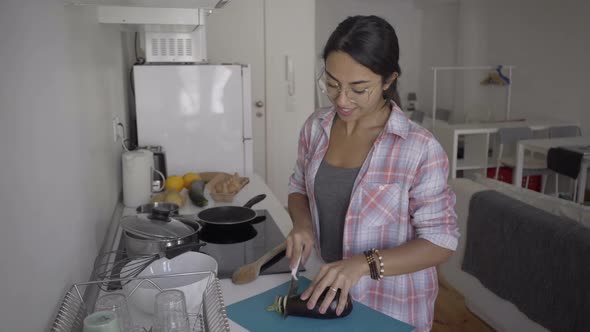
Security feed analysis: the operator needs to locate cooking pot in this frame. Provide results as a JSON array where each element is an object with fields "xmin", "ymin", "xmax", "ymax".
[
  {"xmin": 197, "ymin": 194, "xmax": 267, "ymax": 229},
  {"xmin": 121, "ymin": 205, "xmax": 202, "ymax": 257},
  {"xmin": 136, "ymin": 202, "xmax": 179, "ymax": 215}
]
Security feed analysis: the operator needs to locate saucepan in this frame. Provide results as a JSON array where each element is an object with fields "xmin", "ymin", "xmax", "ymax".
[
  {"xmin": 121, "ymin": 204, "xmax": 203, "ymax": 257},
  {"xmin": 136, "ymin": 202, "xmax": 179, "ymax": 215},
  {"xmin": 197, "ymin": 194, "xmax": 267, "ymax": 229}
]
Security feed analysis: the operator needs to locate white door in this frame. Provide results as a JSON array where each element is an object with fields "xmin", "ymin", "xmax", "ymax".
[{"xmin": 206, "ymin": 0, "xmax": 267, "ymax": 181}]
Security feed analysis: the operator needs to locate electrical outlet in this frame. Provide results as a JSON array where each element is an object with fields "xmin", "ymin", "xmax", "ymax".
[{"xmin": 112, "ymin": 116, "xmax": 120, "ymax": 142}]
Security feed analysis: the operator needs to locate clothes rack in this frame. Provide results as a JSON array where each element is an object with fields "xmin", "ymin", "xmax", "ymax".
[{"xmin": 431, "ymin": 65, "xmax": 515, "ymax": 130}]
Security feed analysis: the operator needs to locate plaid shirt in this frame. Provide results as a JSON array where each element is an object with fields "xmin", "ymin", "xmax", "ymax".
[{"xmin": 288, "ymin": 105, "xmax": 459, "ymax": 331}]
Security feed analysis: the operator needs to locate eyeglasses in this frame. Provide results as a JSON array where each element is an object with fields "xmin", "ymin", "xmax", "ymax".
[{"xmin": 317, "ymin": 71, "xmax": 378, "ymax": 104}]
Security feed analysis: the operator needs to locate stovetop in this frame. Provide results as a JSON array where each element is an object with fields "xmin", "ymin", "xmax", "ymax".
[
  {"xmin": 198, "ymin": 209, "xmax": 293, "ymax": 279},
  {"xmin": 115, "ymin": 209, "xmax": 294, "ymax": 280}
]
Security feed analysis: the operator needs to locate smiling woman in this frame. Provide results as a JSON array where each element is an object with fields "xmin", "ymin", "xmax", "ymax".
[
  {"xmin": 321, "ymin": 14, "xmax": 402, "ymax": 106},
  {"xmin": 285, "ymin": 15, "xmax": 459, "ymax": 332}
]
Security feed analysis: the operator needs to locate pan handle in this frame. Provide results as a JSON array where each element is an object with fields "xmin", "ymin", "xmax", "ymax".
[
  {"xmin": 243, "ymin": 194, "xmax": 267, "ymax": 208},
  {"xmin": 249, "ymin": 215, "xmax": 267, "ymax": 225}
]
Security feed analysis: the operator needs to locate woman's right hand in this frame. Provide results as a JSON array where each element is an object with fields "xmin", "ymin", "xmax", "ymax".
[{"xmin": 285, "ymin": 221, "xmax": 315, "ymax": 269}]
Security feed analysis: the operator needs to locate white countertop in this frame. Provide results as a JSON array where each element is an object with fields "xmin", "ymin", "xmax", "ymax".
[{"xmin": 119, "ymin": 174, "xmax": 324, "ymax": 331}]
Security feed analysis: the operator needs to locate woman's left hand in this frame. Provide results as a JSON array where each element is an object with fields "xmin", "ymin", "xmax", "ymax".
[{"xmin": 300, "ymin": 255, "xmax": 368, "ymax": 316}]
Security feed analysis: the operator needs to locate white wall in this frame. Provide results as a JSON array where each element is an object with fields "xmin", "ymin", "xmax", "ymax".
[
  {"xmin": 416, "ymin": 1, "xmax": 459, "ymax": 115},
  {"xmin": 266, "ymin": 0, "xmax": 316, "ymax": 206},
  {"xmin": 454, "ymin": 0, "xmax": 590, "ymax": 129},
  {"xmin": 0, "ymin": 1, "xmax": 128, "ymax": 330},
  {"xmin": 316, "ymin": 0, "xmax": 424, "ymax": 108},
  {"xmin": 203, "ymin": 0, "xmax": 316, "ymax": 205},
  {"xmin": 206, "ymin": 0, "xmax": 267, "ymax": 180}
]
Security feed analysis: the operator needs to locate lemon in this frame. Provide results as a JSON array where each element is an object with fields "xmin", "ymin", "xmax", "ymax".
[
  {"xmin": 183, "ymin": 172, "xmax": 201, "ymax": 189},
  {"xmin": 165, "ymin": 176, "xmax": 184, "ymax": 192}
]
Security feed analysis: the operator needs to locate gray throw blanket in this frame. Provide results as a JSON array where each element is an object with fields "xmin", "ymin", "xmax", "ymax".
[{"xmin": 462, "ymin": 190, "xmax": 590, "ymax": 332}]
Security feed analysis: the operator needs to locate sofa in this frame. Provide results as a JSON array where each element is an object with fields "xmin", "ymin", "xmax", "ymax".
[{"xmin": 441, "ymin": 175, "xmax": 590, "ymax": 332}]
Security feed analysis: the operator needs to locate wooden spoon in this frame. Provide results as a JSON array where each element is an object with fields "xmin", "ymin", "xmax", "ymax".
[{"xmin": 231, "ymin": 241, "xmax": 287, "ymax": 284}]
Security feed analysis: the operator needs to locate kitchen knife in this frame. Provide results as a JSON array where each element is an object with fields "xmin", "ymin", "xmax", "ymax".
[
  {"xmin": 287, "ymin": 252, "xmax": 302, "ymax": 297},
  {"xmin": 283, "ymin": 252, "xmax": 302, "ymax": 318}
]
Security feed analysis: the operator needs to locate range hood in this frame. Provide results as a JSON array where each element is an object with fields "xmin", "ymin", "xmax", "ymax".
[
  {"xmin": 97, "ymin": 6, "xmax": 207, "ymax": 32},
  {"xmin": 86, "ymin": 0, "xmax": 231, "ymax": 62},
  {"xmin": 66, "ymin": 0, "xmax": 229, "ymax": 9},
  {"xmin": 95, "ymin": 0, "xmax": 231, "ymax": 31}
]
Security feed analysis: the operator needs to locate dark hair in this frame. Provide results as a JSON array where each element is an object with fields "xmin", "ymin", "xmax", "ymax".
[{"xmin": 323, "ymin": 15, "xmax": 402, "ymax": 107}]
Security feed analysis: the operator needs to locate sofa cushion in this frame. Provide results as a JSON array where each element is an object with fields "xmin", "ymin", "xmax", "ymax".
[
  {"xmin": 473, "ymin": 175, "xmax": 590, "ymax": 228},
  {"xmin": 462, "ymin": 189, "xmax": 590, "ymax": 332},
  {"xmin": 443, "ymin": 178, "xmax": 550, "ymax": 332}
]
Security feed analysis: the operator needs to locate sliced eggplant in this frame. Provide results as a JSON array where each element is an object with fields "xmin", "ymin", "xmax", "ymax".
[{"xmin": 266, "ymin": 289, "xmax": 353, "ymax": 319}]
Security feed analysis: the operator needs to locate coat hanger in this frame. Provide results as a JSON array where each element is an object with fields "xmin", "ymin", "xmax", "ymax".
[{"xmin": 480, "ymin": 65, "xmax": 511, "ymax": 86}]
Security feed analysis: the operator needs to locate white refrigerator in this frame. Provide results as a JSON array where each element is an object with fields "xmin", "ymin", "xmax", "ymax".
[{"xmin": 133, "ymin": 64, "xmax": 253, "ymax": 176}]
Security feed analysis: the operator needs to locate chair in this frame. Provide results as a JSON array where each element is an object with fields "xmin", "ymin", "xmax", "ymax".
[
  {"xmin": 548, "ymin": 125, "xmax": 582, "ymax": 201},
  {"xmin": 548, "ymin": 125, "xmax": 581, "ymax": 138},
  {"xmin": 494, "ymin": 127, "xmax": 550, "ymax": 192},
  {"xmin": 410, "ymin": 110, "xmax": 425, "ymax": 124}
]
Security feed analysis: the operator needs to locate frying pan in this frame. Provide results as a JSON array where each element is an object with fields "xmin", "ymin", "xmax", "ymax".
[{"xmin": 197, "ymin": 194, "xmax": 267, "ymax": 226}]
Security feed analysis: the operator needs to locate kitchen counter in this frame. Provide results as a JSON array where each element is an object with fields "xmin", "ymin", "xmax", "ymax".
[
  {"xmin": 210, "ymin": 175, "xmax": 324, "ymax": 331},
  {"xmin": 113, "ymin": 174, "xmax": 324, "ymax": 331}
]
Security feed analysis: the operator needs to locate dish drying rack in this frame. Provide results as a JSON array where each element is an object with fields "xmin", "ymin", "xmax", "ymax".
[{"xmin": 50, "ymin": 271, "xmax": 230, "ymax": 332}]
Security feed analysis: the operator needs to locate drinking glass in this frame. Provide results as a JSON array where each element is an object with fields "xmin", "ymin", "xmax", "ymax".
[
  {"xmin": 95, "ymin": 293, "xmax": 133, "ymax": 331},
  {"xmin": 153, "ymin": 289, "xmax": 190, "ymax": 332},
  {"xmin": 83, "ymin": 310, "xmax": 120, "ymax": 332}
]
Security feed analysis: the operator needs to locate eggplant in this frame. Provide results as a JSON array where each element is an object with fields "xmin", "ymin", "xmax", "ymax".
[
  {"xmin": 266, "ymin": 289, "xmax": 353, "ymax": 319},
  {"xmin": 189, "ymin": 180, "xmax": 209, "ymax": 207}
]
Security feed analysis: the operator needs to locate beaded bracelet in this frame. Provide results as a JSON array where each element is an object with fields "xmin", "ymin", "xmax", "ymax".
[
  {"xmin": 363, "ymin": 250, "xmax": 379, "ymax": 280},
  {"xmin": 373, "ymin": 248, "xmax": 385, "ymax": 280},
  {"xmin": 363, "ymin": 250, "xmax": 376, "ymax": 279}
]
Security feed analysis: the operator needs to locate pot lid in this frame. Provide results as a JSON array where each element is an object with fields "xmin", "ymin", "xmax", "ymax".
[{"xmin": 121, "ymin": 213, "xmax": 195, "ymax": 240}]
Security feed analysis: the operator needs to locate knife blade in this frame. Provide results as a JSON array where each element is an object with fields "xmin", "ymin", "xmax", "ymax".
[
  {"xmin": 287, "ymin": 252, "xmax": 302, "ymax": 297},
  {"xmin": 284, "ymin": 252, "xmax": 302, "ymax": 318}
]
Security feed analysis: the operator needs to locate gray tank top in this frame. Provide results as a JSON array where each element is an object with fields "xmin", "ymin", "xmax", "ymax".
[{"xmin": 314, "ymin": 159, "xmax": 361, "ymax": 263}]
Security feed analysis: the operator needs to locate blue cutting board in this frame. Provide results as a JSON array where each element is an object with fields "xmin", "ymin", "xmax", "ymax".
[{"xmin": 226, "ymin": 277, "xmax": 415, "ymax": 332}]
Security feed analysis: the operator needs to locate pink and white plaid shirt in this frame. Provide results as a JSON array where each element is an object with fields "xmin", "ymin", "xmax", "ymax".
[{"xmin": 288, "ymin": 104, "xmax": 459, "ymax": 331}]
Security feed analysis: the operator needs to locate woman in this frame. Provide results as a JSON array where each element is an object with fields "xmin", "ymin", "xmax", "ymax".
[{"xmin": 286, "ymin": 15, "xmax": 459, "ymax": 331}]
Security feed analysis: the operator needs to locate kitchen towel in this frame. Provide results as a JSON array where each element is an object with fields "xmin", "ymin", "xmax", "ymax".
[{"xmin": 226, "ymin": 277, "xmax": 415, "ymax": 332}]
